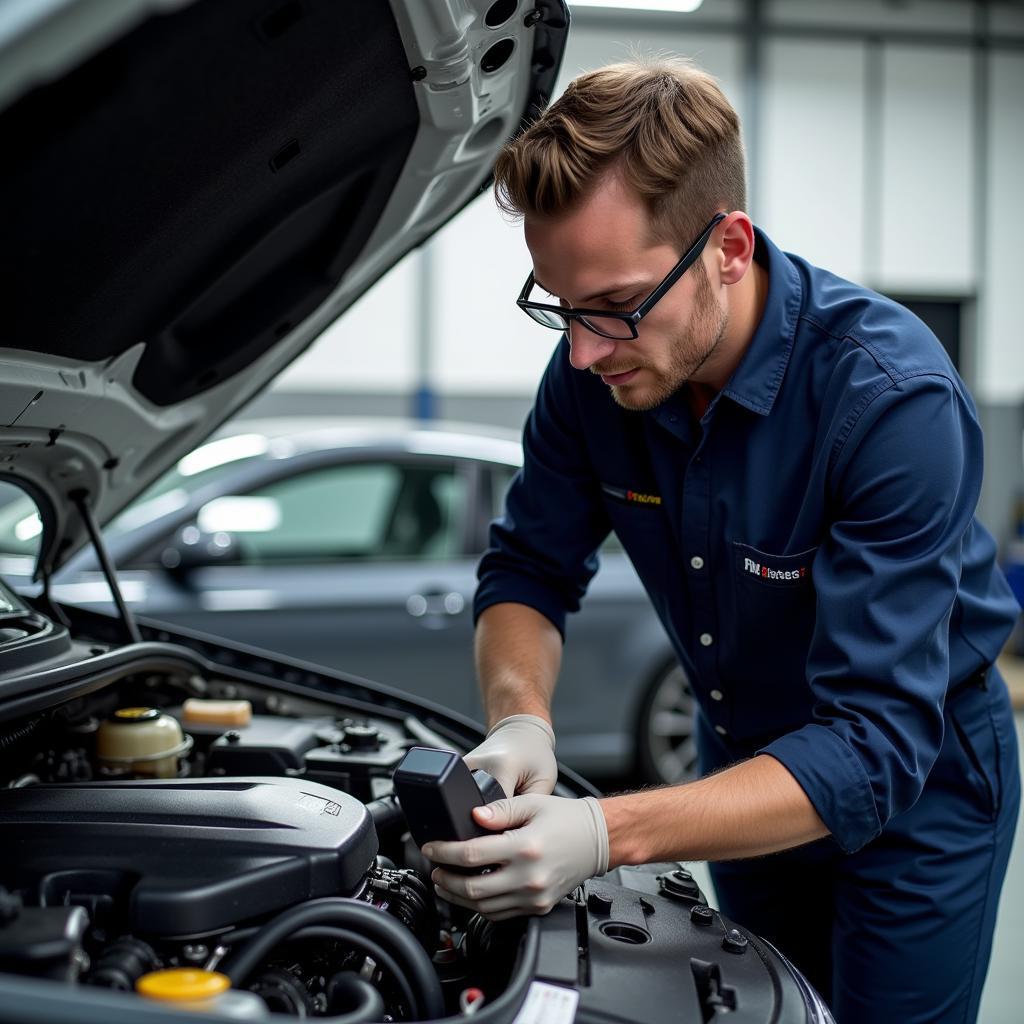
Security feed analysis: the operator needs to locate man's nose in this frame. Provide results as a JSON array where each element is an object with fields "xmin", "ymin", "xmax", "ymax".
[{"xmin": 567, "ymin": 321, "xmax": 618, "ymax": 371}]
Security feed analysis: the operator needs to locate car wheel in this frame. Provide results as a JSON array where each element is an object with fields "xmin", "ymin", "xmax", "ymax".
[{"xmin": 637, "ymin": 661, "xmax": 699, "ymax": 784}]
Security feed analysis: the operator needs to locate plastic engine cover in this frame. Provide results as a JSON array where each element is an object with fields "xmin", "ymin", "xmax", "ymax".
[{"xmin": 0, "ymin": 778, "xmax": 377, "ymax": 935}]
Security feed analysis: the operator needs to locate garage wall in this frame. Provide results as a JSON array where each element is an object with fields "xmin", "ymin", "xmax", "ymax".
[
  {"xmin": 271, "ymin": 250, "xmax": 421, "ymax": 392},
  {"xmin": 253, "ymin": 0, "xmax": 1024, "ymax": 545},
  {"xmin": 758, "ymin": 37, "xmax": 868, "ymax": 282},
  {"xmin": 983, "ymin": 49, "xmax": 1024, "ymax": 404},
  {"xmin": 876, "ymin": 44, "xmax": 975, "ymax": 296}
]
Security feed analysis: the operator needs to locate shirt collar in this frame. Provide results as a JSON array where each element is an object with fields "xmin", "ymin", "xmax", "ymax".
[{"xmin": 718, "ymin": 227, "xmax": 803, "ymax": 418}]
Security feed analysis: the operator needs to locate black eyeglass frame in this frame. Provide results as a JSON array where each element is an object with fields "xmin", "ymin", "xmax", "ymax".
[{"xmin": 516, "ymin": 211, "xmax": 728, "ymax": 340}]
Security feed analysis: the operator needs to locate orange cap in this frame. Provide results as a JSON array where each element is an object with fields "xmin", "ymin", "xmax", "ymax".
[{"xmin": 136, "ymin": 968, "xmax": 230, "ymax": 1002}]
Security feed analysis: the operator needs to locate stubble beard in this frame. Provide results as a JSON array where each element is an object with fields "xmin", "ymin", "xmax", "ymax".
[{"xmin": 606, "ymin": 270, "xmax": 729, "ymax": 412}]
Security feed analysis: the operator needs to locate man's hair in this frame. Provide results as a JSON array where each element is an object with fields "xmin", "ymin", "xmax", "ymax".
[{"xmin": 493, "ymin": 57, "xmax": 746, "ymax": 252}]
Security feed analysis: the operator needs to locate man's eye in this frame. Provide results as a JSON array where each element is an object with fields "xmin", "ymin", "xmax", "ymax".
[{"xmin": 544, "ymin": 292, "xmax": 637, "ymax": 311}]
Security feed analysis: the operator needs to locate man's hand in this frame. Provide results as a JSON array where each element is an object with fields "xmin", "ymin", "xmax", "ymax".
[
  {"xmin": 463, "ymin": 714, "xmax": 558, "ymax": 798},
  {"xmin": 424, "ymin": 794, "xmax": 609, "ymax": 921}
]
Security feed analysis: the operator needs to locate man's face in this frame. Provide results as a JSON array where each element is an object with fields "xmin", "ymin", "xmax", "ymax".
[{"xmin": 524, "ymin": 174, "xmax": 727, "ymax": 411}]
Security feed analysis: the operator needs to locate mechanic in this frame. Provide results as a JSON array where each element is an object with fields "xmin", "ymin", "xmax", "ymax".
[{"xmin": 420, "ymin": 59, "xmax": 1021, "ymax": 1023}]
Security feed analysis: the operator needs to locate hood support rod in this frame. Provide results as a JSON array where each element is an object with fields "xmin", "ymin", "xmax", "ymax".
[{"xmin": 70, "ymin": 489, "xmax": 142, "ymax": 645}]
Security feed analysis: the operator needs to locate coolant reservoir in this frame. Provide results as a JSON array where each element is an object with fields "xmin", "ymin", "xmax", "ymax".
[
  {"xmin": 137, "ymin": 968, "xmax": 266, "ymax": 1019},
  {"xmin": 96, "ymin": 707, "xmax": 192, "ymax": 778}
]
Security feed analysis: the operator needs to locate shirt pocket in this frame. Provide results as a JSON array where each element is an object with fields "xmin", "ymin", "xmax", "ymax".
[{"xmin": 725, "ymin": 541, "xmax": 818, "ymax": 691}]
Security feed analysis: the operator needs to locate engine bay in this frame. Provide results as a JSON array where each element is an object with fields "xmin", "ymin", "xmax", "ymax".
[
  {"xmin": 0, "ymin": 610, "xmax": 827, "ymax": 1023},
  {"xmin": 0, "ymin": 661, "xmax": 501, "ymax": 1019}
]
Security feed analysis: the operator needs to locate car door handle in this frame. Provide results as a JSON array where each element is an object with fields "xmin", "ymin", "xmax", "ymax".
[{"xmin": 406, "ymin": 590, "xmax": 466, "ymax": 618}]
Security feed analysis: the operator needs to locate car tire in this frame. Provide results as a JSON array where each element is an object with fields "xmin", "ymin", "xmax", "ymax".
[{"xmin": 636, "ymin": 660, "xmax": 699, "ymax": 785}]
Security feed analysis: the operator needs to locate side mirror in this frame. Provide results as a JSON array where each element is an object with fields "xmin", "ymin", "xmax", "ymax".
[
  {"xmin": 161, "ymin": 496, "xmax": 278, "ymax": 571},
  {"xmin": 161, "ymin": 523, "xmax": 241, "ymax": 572}
]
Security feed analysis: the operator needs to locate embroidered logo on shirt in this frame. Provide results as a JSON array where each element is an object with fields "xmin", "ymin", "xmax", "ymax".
[
  {"xmin": 742, "ymin": 556, "xmax": 807, "ymax": 582},
  {"xmin": 601, "ymin": 483, "xmax": 662, "ymax": 506}
]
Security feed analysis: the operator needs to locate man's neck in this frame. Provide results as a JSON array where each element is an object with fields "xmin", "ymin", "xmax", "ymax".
[{"xmin": 693, "ymin": 255, "xmax": 770, "ymax": 395}]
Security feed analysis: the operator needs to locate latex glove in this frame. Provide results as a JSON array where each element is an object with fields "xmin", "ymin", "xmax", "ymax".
[
  {"xmin": 424, "ymin": 794, "xmax": 609, "ymax": 921},
  {"xmin": 463, "ymin": 714, "xmax": 557, "ymax": 798}
]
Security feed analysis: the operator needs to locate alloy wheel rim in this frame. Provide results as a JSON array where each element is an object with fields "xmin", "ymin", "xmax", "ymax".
[{"xmin": 645, "ymin": 664, "xmax": 698, "ymax": 783}]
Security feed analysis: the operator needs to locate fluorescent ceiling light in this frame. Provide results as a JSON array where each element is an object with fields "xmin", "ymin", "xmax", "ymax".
[{"xmin": 571, "ymin": 0, "xmax": 704, "ymax": 12}]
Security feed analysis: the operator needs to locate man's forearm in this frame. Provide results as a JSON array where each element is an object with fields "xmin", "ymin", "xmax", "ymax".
[
  {"xmin": 601, "ymin": 754, "xmax": 828, "ymax": 866},
  {"xmin": 474, "ymin": 603, "xmax": 562, "ymax": 728}
]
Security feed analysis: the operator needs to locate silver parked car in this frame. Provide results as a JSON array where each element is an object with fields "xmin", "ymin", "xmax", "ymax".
[{"xmin": 0, "ymin": 417, "xmax": 696, "ymax": 783}]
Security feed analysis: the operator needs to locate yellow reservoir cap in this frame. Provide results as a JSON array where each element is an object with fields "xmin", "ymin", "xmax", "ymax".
[
  {"xmin": 137, "ymin": 968, "xmax": 230, "ymax": 1002},
  {"xmin": 113, "ymin": 707, "xmax": 161, "ymax": 721},
  {"xmin": 182, "ymin": 698, "xmax": 253, "ymax": 728}
]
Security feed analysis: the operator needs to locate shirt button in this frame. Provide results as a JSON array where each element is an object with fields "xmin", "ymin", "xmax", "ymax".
[
  {"xmin": 710, "ymin": 689, "xmax": 724, "ymax": 701},
  {"xmin": 714, "ymin": 725, "xmax": 728, "ymax": 736},
  {"xmin": 690, "ymin": 556, "xmax": 705, "ymax": 570},
  {"xmin": 699, "ymin": 633, "xmax": 714, "ymax": 647}
]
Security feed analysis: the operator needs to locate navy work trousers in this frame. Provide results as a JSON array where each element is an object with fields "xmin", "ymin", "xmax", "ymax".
[{"xmin": 705, "ymin": 670, "xmax": 1020, "ymax": 1023}]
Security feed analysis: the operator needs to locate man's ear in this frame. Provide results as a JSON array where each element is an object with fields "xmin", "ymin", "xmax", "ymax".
[{"xmin": 717, "ymin": 212, "xmax": 756, "ymax": 286}]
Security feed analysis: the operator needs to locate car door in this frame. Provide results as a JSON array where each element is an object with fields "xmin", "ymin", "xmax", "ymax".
[{"xmin": 124, "ymin": 454, "xmax": 485, "ymax": 721}]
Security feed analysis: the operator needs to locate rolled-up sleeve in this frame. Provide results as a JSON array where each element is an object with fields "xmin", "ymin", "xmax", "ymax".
[
  {"xmin": 758, "ymin": 373, "xmax": 983, "ymax": 853},
  {"xmin": 474, "ymin": 340, "xmax": 611, "ymax": 639}
]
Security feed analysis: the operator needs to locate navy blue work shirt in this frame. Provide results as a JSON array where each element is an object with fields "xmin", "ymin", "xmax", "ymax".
[{"xmin": 475, "ymin": 228, "xmax": 1020, "ymax": 854}]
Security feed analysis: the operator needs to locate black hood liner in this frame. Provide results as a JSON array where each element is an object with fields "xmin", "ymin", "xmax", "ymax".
[{"xmin": 1, "ymin": 0, "xmax": 419, "ymax": 406}]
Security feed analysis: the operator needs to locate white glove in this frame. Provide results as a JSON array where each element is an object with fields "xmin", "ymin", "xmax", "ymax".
[
  {"xmin": 464, "ymin": 714, "xmax": 558, "ymax": 798},
  {"xmin": 423, "ymin": 794, "xmax": 609, "ymax": 921}
]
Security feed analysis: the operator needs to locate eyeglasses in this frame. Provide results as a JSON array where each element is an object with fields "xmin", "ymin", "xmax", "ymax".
[{"xmin": 516, "ymin": 212, "xmax": 727, "ymax": 341}]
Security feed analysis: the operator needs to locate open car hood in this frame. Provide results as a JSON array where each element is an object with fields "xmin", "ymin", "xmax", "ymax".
[{"xmin": 0, "ymin": 0, "xmax": 568, "ymax": 579}]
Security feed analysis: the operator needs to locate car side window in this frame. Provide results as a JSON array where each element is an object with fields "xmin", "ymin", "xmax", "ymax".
[{"xmin": 189, "ymin": 461, "xmax": 465, "ymax": 565}]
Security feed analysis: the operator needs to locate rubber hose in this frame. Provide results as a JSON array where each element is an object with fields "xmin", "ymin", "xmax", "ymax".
[
  {"xmin": 326, "ymin": 972, "xmax": 385, "ymax": 1021},
  {"xmin": 287, "ymin": 926, "xmax": 418, "ymax": 1017},
  {"xmin": 366, "ymin": 795, "xmax": 404, "ymax": 834},
  {"xmin": 217, "ymin": 924, "xmax": 418, "ymax": 1015},
  {"xmin": 219, "ymin": 898, "xmax": 444, "ymax": 1019}
]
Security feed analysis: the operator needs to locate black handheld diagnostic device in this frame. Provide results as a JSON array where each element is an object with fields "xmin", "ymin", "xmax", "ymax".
[{"xmin": 392, "ymin": 746, "xmax": 504, "ymax": 848}]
